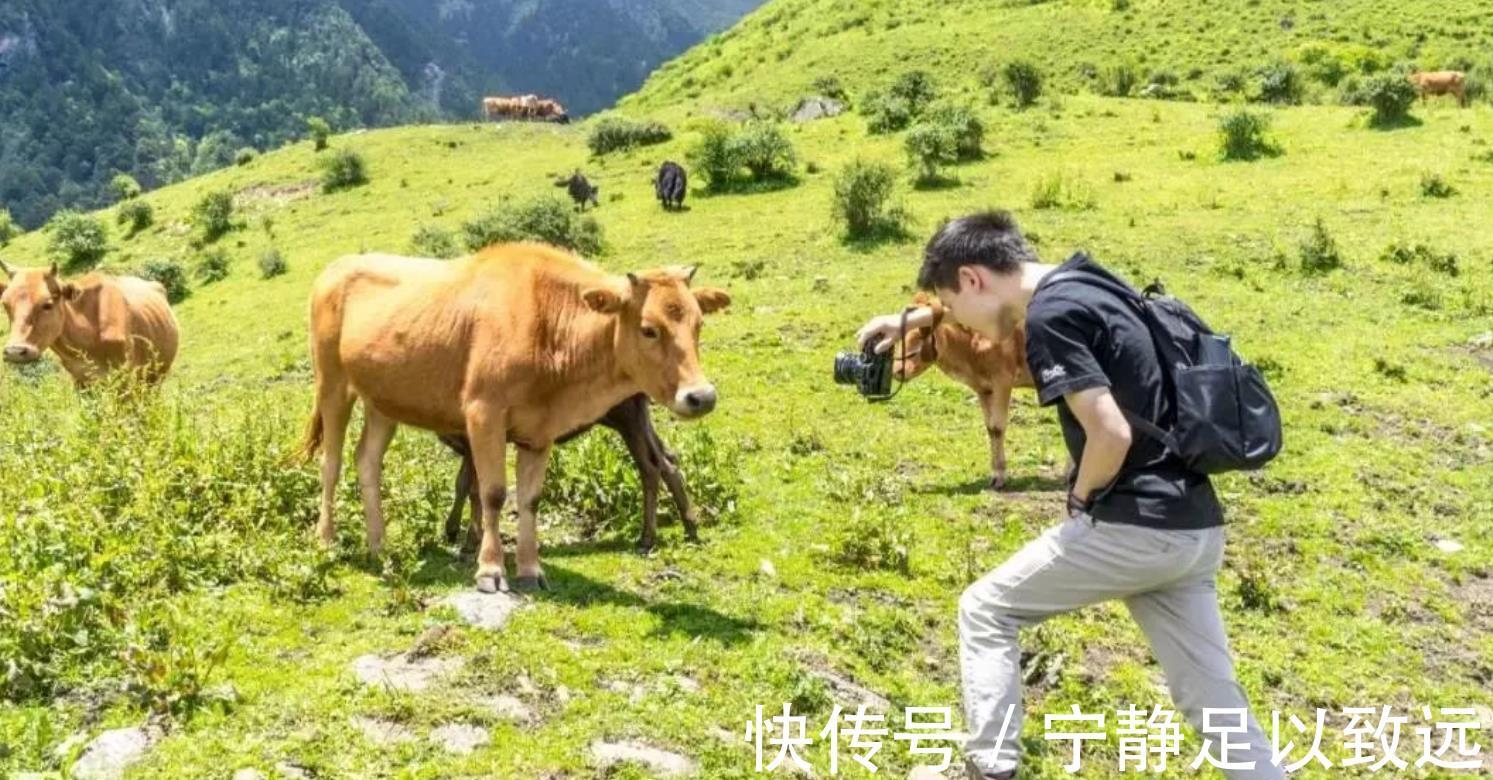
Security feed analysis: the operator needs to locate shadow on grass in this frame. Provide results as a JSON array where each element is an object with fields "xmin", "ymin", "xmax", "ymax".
[
  {"xmin": 912, "ymin": 174, "xmax": 962, "ymax": 191},
  {"xmin": 1368, "ymin": 113, "xmax": 1424, "ymax": 131},
  {"xmin": 839, "ymin": 220, "xmax": 916, "ymax": 254},
  {"xmin": 412, "ymin": 545, "xmax": 759, "ymax": 645},
  {"xmin": 913, "ymin": 472, "xmax": 1068, "ymax": 496}
]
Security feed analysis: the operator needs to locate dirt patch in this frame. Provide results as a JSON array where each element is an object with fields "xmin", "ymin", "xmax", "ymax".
[{"xmin": 235, "ymin": 180, "xmax": 317, "ymax": 209}]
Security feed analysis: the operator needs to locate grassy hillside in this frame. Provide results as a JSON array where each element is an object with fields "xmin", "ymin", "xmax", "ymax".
[{"xmin": 2, "ymin": 1, "xmax": 1492, "ymax": 777}]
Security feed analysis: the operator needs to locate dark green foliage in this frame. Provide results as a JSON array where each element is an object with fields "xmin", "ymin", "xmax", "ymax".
[
  {"xmin": 888, "ymin": 70, "xmax": 937, "ymax": 111},
  {"xmin": 733, "ymin": 121, "xmax": 797, "ymax": 181},
  {"xmin": 258, "ymin": 248, "xmax": 289, "ymax": 279},
  {"xmin": 461, "ymin": 196, "xmax": 604, "ymax": 256},
  {"xmin": 1101, "ymin": 61, "xmax": 1140, "ymax": 97},
  {"xmin": 1219, "ymin": 109, "xmax": 1280, "ymax": 161},
  {"xmin": 862, "ymin": 92, "xmax": 915, "ymax": 134},
  {"xmin": 117, "ymin": 200, "xmax": 155, "ymax": 237},
  {"xmin": 0, "ymin": 208, "xmax": 19, "ymax": 246},
  {"xmin": 926, "ymin": 104, "xmax": 984, "ymax": 160},
  {"xmin": 196, "ymin": 248, "xmax": 231, "ymax": 284},
  {"xmin": 45, "ymin": 210, "xmax": 109, "ymax": 271},
  {"xmin": 110, "ymin": 174, "xmax": 143, "ymax": 202},
  {"xmin": 235, "ymin": 147, "xmax": 258, "ymax": 166},
  {"xmin": 687, "ymin": 120, "xmax": 797, "ymax": 191},
  {"xmin": 308, "ymin": 117, "xmax": 333, "ymax": 152},
  {"xmin": 1350, "ymin": 72, "xmax": 1419, "ymax": 126},
  {"xmin": 688, "ymin": 121, "xmax": 743, "ymax": 191},
  {"xmin": 832, "ymin": 159, "xmax": 908, "ymax": 240},
  {"xmin": 587, "ymin": 118, "xmax": 673, "ymax": 156},
  {"xmin": 1299, "ymin": 218, "xmax": 1343, "ymax": 274},
  {"xmin": 140, "ymin": 259, "xmax": 190, "ymax": 303},
  {"xmin": 193, "ymin": 191, "xmax": 236, "ymax": 242},
  {"xmin": 411, "ymin": 225, "xmax": 462, "ymax": 259},
  {"xmin": 905, "ymin": 122, "xmax": 959, "ymax": 182},
  {"xmin": 1255, "ymin": 61, "xmax": 1303, "ymax": 104},
  {"xmin": 1003, "ymin": 60, "xmax": 1044, "ymax": 108},
  {"xmin": 320, "ymin": 149, "xmax": 369, "ymax": 192},
  {"xmin": 811, "ymin": 75, "xmax": 848, "ymax": 101},
  {"xmin": 1419, "ymin": 172, "xmax": 1456, "ymax": 199},
  {"xmin": 1381, "ymin": 242, "xmax": 1459, "ymax": 276}
]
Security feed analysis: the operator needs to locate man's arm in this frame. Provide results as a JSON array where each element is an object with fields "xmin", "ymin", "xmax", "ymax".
[
  {"xmin": 856, "ymin": 304, "xmax": 940, "ymax": 354},
  {"xmin": 1063, "ymin": 386, "xmax": 1132, "ymax": 507}
]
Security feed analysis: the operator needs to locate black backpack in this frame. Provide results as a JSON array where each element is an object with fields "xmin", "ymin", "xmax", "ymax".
[{"xmin": 1044, "ymin": 267, "xmax": 1283, "ymax": 474}]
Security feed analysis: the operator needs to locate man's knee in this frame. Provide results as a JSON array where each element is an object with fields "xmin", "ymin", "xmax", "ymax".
[{"xmin": 959, "ymin": 579, "xmax": 1018, "ymax": 637}]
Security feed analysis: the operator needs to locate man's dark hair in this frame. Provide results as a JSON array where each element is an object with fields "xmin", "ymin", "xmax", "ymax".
[{"xmin": 916, "ymin": 210, "xmax": 1038, "ymax": 291}]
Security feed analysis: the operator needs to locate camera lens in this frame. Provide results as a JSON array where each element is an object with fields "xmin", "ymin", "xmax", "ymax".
[{"xmin": 833, "ymin": 352, "xmax": 865, "ymax": 386}]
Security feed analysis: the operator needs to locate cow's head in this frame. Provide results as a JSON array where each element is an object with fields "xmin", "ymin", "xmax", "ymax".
[
  {"xmin": 582, "ymin": 266, "xmax": 730, "ymax": 419},
  {"xmin": 0, "ymin": 260, "xmax": 77, "ymax": 365}
]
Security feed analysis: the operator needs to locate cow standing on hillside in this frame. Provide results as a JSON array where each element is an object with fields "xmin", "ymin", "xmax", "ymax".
[
  {"xmin": 439, "ymin": 393, "xmax": 699, "ymax": 554},
  {"xmin": 555, "ymin": 170, "xmax": 600, "ymax": 211},
  {"xmin": 895, "ymin": 293, "xmax": 1034, "ymax": 490},
  {"xmin": 0, "ymin": 259, "xmax": 178, "ymax": 386},
  {"xmin": 300, "ymin": 243, "xmax": 730, "ymax": 593},
  {"xmin": 655, "ymin": 161, "xmax": 687, "ymax": 211},
  {"xmin": 1408, "ymin": 70, "xmax": 1468, "ymax": 107}
]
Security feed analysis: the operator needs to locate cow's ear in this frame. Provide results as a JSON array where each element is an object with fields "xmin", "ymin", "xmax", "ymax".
[
  {"xmin": 694, "ymin": 287, "xmax": 731, "ymax": 314},
  {"xmin": 62, "ymin": 283, "xmax": 80, "ymax": 301},
  {"xmin": 582, "ymin": 285, "xmax": 626, "ymax": 314}
]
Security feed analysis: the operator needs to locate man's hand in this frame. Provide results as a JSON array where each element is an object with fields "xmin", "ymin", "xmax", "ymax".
[
  {"xmin": 856, "ymin": 306, "xmax": 935, "ymax": 355},
  {"xmin": 1063, "ymin": 386, "xmax": 1132, "ymax": 510}
]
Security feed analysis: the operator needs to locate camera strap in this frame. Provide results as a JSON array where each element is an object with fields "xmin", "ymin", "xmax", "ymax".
[{"xmin": 869, "ymin": 306, "xmax": 916, "ymax": 403}]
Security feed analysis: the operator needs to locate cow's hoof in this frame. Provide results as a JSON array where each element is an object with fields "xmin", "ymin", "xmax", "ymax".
[
  {"xmin": 683, "ymin": 531, "xmax": 702, "ymax": 546},
  {"xmin": 635, "ymin": 541, "xmax": 657, "ymax": 557},
  {"xmin": 513, "ymin": 575, "xmax": 549, "ymax": 592},
  {"xmin": 475, "ymin": 574, "xmax": 509, "ymax": 594},
  {"xmin": 987, "ymin": 476, "xmax": 1008, "ymax": 492}
]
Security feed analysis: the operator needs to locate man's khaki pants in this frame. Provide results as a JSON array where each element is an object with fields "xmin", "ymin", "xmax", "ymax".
[{"xmin": 959, "ymin": 513, "xmax": 1283, "ymax": 779}]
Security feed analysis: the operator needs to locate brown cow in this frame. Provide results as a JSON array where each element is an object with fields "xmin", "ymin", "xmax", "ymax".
[
  {"xmin": 0, "ymin": 260, "xmax": 178, "ymax": 386},
  {"xmin": 300, "ymin": 243, "xmax": 730, "ymax": 592},
  {"xmin": 533, "ymin": 99, "xmax": 570, "ymax": 124},
  {"xmin": 1408, "ymin": 70, "xmax": 1468, "ymax": 107},
  {"xmin": 895, "ymin": 294, "xmax": 1033, "ymax": 490}
]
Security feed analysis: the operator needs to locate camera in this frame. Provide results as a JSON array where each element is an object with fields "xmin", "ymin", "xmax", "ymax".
[{"xmin": 834, "ymin": 345, "xmax": 894, "ymax": 399}]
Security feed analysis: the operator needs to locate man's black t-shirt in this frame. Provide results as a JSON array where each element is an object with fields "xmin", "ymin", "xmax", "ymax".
[{"xmin": 1025, "ymin": 253, "xmax": 1223, "ymax": 530}]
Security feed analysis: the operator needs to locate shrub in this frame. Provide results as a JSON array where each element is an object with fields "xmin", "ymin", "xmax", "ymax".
[
  {"xmin": 0, "ymin": 207, "xmax": 19, "ymax": 246},
  {"xmin": 905, "ymin": 121, "xmax": 959, "ymax": 182},
  {"xmin": 1215, "ymin": 70, "xmax": 1249, "ymax": 96},
  {"xmin": 1380, "ymin": 242, "xmax": 1458, "ymax": 276},
  {"xmin": 1255, "ymin": 61, "xmax": 1303, "ymax": 104},
  {"xmin": 258, "ymin": 248, "xmax": 288, "ymax": 279},
  {"xmin": 831, "ymin": 159, "xmax": 908, "ymax": 240},
  {"xmin": 811, "ymin": 75, "xmax": 848, "ymax": 101},
  {"xmin": 1299, "ymin": 218, "xmax": 1343, "ymax": 274},
  {"xmin": 234, "ymin": 147, "xmax": 257, "ymax": 166},
  {"xmin": 888, "ymin": 70, "xmax": 937, "ymax": 112},
  {"xmin": 1218, "ymin": 109, "xmax": 1280, "ymax": 161},
  {"xmin": 461, "ymin": 195, "xmax": 604, "ymax": 256},
  {"xmin": 110, "ymin": 173, "xmax": 142, "ymax": 202},
  {"xmin": 411, "ymin": 224, "xmax": 462, "ymax": 259},
  {"xmin": 117, "ymin": 199, "xmax": 155, "ymax": 236},
  {"xmin": 196, "ymin": 248, "xmax": 230, "ymax": 284},
  {"xmin": 320, "ymin": 149, "xmax": 368, "ymax": 192},
  {"xmin": 1419, "ymin": 172, "xmax": 1456, "ymax": 198},
  {"xmin": 1003, "ymin": 60, "xmax": 1044, "ymax": 108},
  {"xmin": 925, "ymin": 104, "xmax": 984, "ymax": 160},
  {"xmin": 1352, "ymin": 72, "xmax": 1418, "ymax": 126},
  {"xmin": 193, "ymin": 190, "xmax": 235, "ymax": 242},
  {"xmin": 1030, "ymin": 171, "xmax": 1095, "ymax": 210},
  {"xmin": 307, "ymin": 116, "xmax": 331, "ymax": 151},
  {"xmin": 587, "ymin": 118, "xmax": 672, "ymax": 156},
  {"xmin": 141, "ymin": 258, "xmax": 190, "ymax": 302},
  {"xmin": 1400, "ymin": 279, "xmax": 1443, "ymax": 311},
  {"xmin": 732, "ymin": 121, "xmax": 796, "ymax": 181},
  {"xmin": 687, "ymin": 120, "xmax": 741, "ymax": 192},
  {"xmin": 862, "ymin": 91, "xmax": 914, "ymax": 134},
  {"xmin": 1101, "ymin": 62, "xmax": 1140, "ymax": 97},
  {"xmin": 45, "ymin": 210, "xmax": 109, "ymax": 271}
]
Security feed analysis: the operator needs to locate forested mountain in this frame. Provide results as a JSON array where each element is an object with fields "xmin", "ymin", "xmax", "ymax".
[{"xmin": 0, "ymin": 0, "xmax": 762, "ymax": 230}]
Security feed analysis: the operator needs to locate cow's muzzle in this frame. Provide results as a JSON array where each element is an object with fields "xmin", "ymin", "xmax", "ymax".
[
  {"xmin": 3, "ymin": 345, "xmax": 39, "ymax": 364},
  {"xmin": 672, "ymin": 384, "xmax": 717, "ymax": 419}
]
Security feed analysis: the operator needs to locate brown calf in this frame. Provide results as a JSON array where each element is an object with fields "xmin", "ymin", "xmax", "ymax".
[{"xmin": 1408, "ymin": 71, "xmax": 1468, "ymax": 107}]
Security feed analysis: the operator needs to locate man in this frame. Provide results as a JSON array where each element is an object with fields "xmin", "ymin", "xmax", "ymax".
[{"xmin": 857, "ymin": 211, "xmax": 1282, "ymax": 780}]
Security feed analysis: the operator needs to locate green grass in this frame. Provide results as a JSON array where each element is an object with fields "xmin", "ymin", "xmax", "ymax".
[{"xmin": 2, "ymin": 11, "xmax": 1493, "ymax": 778}]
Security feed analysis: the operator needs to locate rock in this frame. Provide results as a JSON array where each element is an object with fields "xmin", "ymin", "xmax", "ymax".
[
  {"xmin": 477, "ymin": 694, "xmax": 533, "ymax": 723},
  {"xmin": 1434, "ymin": 538, "xmax": 1465, "ymax": 553},
  {"xmin": 907, "ymin": 767, "xmax": 948, "ymax": 780},
  {"xmin": 590, "ymin": 740, "xmax": 697, "ymax": 777},
  {"xmin": 232, "ymin": 771, "xmax": 267, "ymax": 780},
  {"xmin": 71, "ymin": 727, "xmax": 154, "ymax": 780},
  {"xmin": 808, "ymin": 668, "xmax": 890, "ymax": 711},
  {"xmin": 758, "ymin": 559, "xmax": 777, "ymax": 579},
  {"xmin": 669, "ymin": 674, "xmax": 701, "ymax": 694},
  {"xmin": 554, "ymin": 684, "xmax": 572, "ymax": 705},
  {"xmin": 430, "ymin": 723, "xmax": 490, "ymax": 755},
  {"xmin": 52, "ymin": 732, "xmax": 90, "ymax": 762},
  {"xmin": 790, "ymin": 96, "xmax": 846, "ymax": 123},
  {"xmin": 351, "ymin": 717, "xmax": 416, "ymax": 745},
  {"xmin": 442, "ymin": 591, "xmax": 521, "ymax": 631},
  {"xmin": 275, "ymin": 762, "xmax": 311, "ymax": 780},
  {"xmin": 350, "ymin": 653, "xmax": 463, "ymax": 693},
  {"xmin": 1468, "ymin": 331, "xmax": 1492, "ymax": 350}
]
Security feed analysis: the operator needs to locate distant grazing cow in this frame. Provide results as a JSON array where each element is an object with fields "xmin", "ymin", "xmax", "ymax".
[
  {"xmin": 655, "ymin": 161, "xmax": 687, "ymax": 211},
  {"xmin": 0, "ymin": 259, "xmax": 178, "ymax": 386},
  {"xmin": 555, "ymin": 170, "xmax": 599, "ymax": 211},
  {"xmin": 533, "ymin": 99, "xmax": 570, "ymax": 124},
  {"xmin": 1408, "ymin": 71, "xmax": 1468, "ymax": 107},
  {"xmin": 483, "ymin": 94, "xmax": 569, "ymax": 123},
  {"xmin": 300, "ymin": 243, "xmax": 730, "ymax": 592},
  {"xmin": 896, "ymin": 293, "xmax": 1033, "ymax": 490},
  {"xmin": 439, "ymin": 393, "xmax": 698, "ymax": 554}
]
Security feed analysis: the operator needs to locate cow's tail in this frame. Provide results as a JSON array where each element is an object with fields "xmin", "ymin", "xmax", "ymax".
[{"xmin": 297, "ymin": 410, "xmax": 324, "ymax": 464}]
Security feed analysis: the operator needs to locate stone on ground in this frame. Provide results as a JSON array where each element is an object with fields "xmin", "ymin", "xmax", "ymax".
[
  {"xmin": 1434, "ymin": 537, "xmax": 1464, "ymax": 553},
  {"xmin": 351, "ymin": 716, "xmax": 416, "ymax": 745},
  {"xmin": 350, "ymin": 653, "xmax": 463, "ymax": 693},
  {"xmin": 477, "ymin": 694, "xmax": 533, "ymax": 723},
  {"xmin": 231, "ymin": 771, "xmax": 267, "ymax": 780},
  {"xmin": 590, "ymin": 740, "xmax": 697, "ymax": 777},
  {"xmin": 442, "ymin": 590, "xmax": 521, "ymax": 630},
  {"xmin": 70, "ymin": 727, "xmax": 154, "ymax": 780},
  {"xmin": 431, "ymin": 723, "xmax": 491, "ymax": 755},
  {"xmin": 790, "ymin": 96, "xmax": 846, "ymax": 122}
]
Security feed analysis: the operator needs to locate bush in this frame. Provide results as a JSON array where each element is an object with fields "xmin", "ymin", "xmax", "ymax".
[
  {"xmin": 320, "ymin": 149, "xmax": 368, "ymax": 192},
  {"xmin": 110, "ymin": 173, "xmax": 142, "ymax": 202},
  {"xmin": 1381, "ymin": 241, "xmax": 1458, "ymax": 276},
  {"xmin": 832, "ymin": 159, "xmax": 908, "ymax": 240},
  {"xmin": 925, "ymin": 104, "xmax": 984, "ymax": 160},
  {"xmin": 587, "ymin": 118, "xmax": 672, "ymax": 156},
  {"xmin": 1299, "ymin": 218, "xmax": 1343, "ymax": 274},
  {"xmin": 732, "ymin": 121, "xmax": 797, "ymax": 181},
  {"xmin": 888, "ymin": 70, "xmax": 937, "ymax": 112},
  {"xmin": 196, "ymin": 248, "xmax": 230, "ymax": 284},
  {"xmin": 0, "ymin": 207, "xmax": 19, "ymax": 246},
  {"xmin": 1218, "ymin": 109, "xmax": 1280, "ymax": 161},
  {"xmin": 1352, "ymin": 72, "xmax": 1418, "ymax": 126},
  {"xmin": 411, "ymin": 224, "xmax": 462, "ymax": 259},
  {"xmin": 258, "ymin": 248, "xmax": 288, "ymax": 279},
  {"xmin": 811, "ymin": 75, "xmax": 848, "ymax": 101},
  {"xmin": 1101, "ymin": 62, "xmax": 1140, "ymax": 97},
  {"xmin": 1003, "ymin": 60, "xmax": 1044, "ymax": 108},
  {"xmin": 1255, "ymin": 61, "xmax": 1303, "ymax": 104},
  {"xmin": 192, "ymin": 191, "xmax": 235, "ymax": 242},
  {"xmin": 234, "ymin": 147, "xmax": 257, "ymax": 166},
  {"xmin": 1030, "ymin": 171, "xmax": 1095, "ymax": 211},
  {"xmin": 141, "ymin": 258, "xmax": 190, "ymax": 303},
  {"xmin": 307, "ymin": 116, "xmax": 331, "ymax": 151},
  {"xmin": 687, "ymin": 120, "xmax": 742, "ymax": 191},
  {"xmin": 905, "ymin": 122, "xmax": 959, "ymax": 183},
  {"xmin": 117, "ymin": 199, "xmax": 155, "ymax": 236},
  {"xmin": 45, "ymin": 210, "xmax": 110, "ymax": 271},
  {"xmin": 862, "ymin": 91, "xmax": 914, "ymax": 134},
  {"xmin": 461, "ymin": 195, "xmax": 604, "ymax": 256},
  {"xmin": 1419, "ymin": 172, "xmax": 1456, "ymax": 199}
]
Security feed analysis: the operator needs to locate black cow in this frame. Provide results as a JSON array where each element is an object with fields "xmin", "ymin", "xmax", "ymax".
[
  {"xmin": 655, "ymin": 161, "xmax": 687, "ymax": 211},
  {"xmin": 438, "ymin": 394, "xmax": 699, "ymax": 555},
  {"xmin": 554, "ymin": 170, "xmax": 599, "ymax": 211}
]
